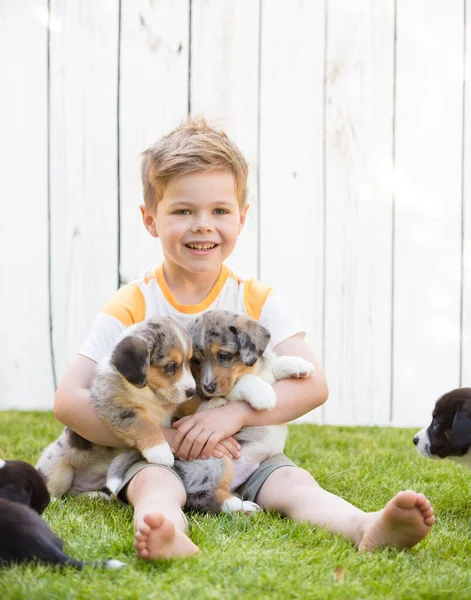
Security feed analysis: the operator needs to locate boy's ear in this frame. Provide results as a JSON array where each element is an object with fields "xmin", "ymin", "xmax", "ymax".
[
  {"xmin": 229, "ymin": 316, "xmax": 271, "ymax": 366},
  {"xmin": 140, "ymin": 204, "xmax": 158, "ymax": 238},
  {"xmin": 238, "ymin": 204, "xmax": 249, "ymax": 234},
  {"xmin": 111, "ymin": 336, "xmax": 153, "ymax": 388}
]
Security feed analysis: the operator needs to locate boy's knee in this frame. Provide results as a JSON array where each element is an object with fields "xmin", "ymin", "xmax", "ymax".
[
  {"xmin": 275, "ymin": 466, "xmax": 319, "ymax": 490},
  {"xmin": 126, "ymin": 466, "xmax": 186, "ymax": 507},
  {"xmin": 257, "ymin": 466, "xmax": 319, "ymax": 511}
]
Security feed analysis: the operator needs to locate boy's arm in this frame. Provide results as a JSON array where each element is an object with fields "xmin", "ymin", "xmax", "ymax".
[
  {"xmin": 54, "ymin": 354, "xmax": 125, "ymax": 447},
  {"xmin": 172, "ymin": 333, "xmax": 328, "ymax": 459},
  {"xmin": 235, "ymin": 333, "xmax": 328, "ymax": 427}
]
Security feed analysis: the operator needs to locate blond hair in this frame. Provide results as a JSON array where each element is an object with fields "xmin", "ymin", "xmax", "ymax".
[{"xmin": 141, "ymin": 117, "xmax": 248, "ymax": 212}]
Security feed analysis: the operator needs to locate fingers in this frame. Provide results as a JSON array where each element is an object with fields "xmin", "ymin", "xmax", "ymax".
[
  {"xmin": 175, "ymin": 426, "xmax": 211, "ymax": 461},
  {"xmin": 174, "ymin": 426, "xmax": 199, "ymax": 460},
  {"xmin": 187, "ymin": 430, "xmax": 213, "ymax": 461},
  {"xmin": 199, "ymin": 432, "xmax": 225, "ymax": 460},
  {"xmin": 171, "ymin": 419, "xmax": 195, "ymax": 454},
  {"xmin": 207, "ymin": 438, "xmax": 240, "ymax": 460},
  {"xmin": 172, "ymin": 416, "xmax": 190, "ymax": 428}
]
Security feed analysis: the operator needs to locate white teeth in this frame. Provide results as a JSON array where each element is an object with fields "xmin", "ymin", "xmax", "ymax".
[{"xmin": 187, "ymin": 243, "xmax": 216, "ymax": 250}]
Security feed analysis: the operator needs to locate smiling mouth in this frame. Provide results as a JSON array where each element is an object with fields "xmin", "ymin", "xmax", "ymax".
[{"xmin": 185, "ymin": 243, "xmax": 218, "ymax": 251}]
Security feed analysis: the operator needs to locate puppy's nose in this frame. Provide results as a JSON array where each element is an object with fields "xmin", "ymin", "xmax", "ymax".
[
  {"xmin": 203, "ymin": 382, "xmax": 216, "ymax": 394},
  {"xmin": 185, "ymin": 387, "xmax": 196, "ymax": 399},
  {"xmin": 413, "ymin": 436, "xmax": 419, "ymax": 446}
]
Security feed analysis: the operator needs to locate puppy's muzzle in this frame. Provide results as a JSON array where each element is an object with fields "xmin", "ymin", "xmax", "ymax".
[
  {"xmin": 413, "ymin": 436, "xmax": 419, "ymax": 446},
  {"xmin": 185, "ymin": 387, "xmax": 196, "ymax": 399},
  {"xmin": 203, "ymin": 382, "xmax": 217, "ymax": 395}
]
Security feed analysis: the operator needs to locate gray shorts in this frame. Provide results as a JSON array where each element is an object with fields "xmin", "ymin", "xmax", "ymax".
[{"xmin": 116, "ymin": 454, "xmax": 296, "ymax": 505}]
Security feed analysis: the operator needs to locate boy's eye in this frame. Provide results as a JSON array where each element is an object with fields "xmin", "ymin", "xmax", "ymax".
[
  {"xmin": 216, "ymin": 351, "xmax": 233, "ymax": 362},
  {"xmin": 163, "ymin": 362, "xmax": 177, "ymax": 375},
  {"xmin": 213, "ymin": 208, "xmax": 229, "ymax": 215},
  {"xmin": 174, "ymin": 209, "xmax": 191, "ymax": 215}
]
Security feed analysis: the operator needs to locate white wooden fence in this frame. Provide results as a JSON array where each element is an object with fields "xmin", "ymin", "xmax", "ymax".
[{"xmin": 1, "ymin": 0, "xmax": 470, "ymax": 428}]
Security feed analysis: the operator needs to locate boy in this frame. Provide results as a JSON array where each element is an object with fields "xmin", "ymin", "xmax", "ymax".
[{"xmin": 54, "ymin": 118, "xmax": 434, "ymax": 559}]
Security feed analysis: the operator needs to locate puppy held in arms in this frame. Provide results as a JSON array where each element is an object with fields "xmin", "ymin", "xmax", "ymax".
[
  {"xmin": 0, "ymin": 460, "xmax": 124, "ymax": 569},
  {"xmin": 36, "ymin": 317, "xmax": 195, "ymax": 497},
  {"xmin": 413, "ymin": 388, "xmax": 471, "ymax": 467},
  {"xmin": 107, "ymin": 310, "xmax": 315, "ymax": 514}
]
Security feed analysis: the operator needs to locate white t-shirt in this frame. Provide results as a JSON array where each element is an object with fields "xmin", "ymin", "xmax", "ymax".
[{"xmin": 79, "ymin": 263, "xmax": 304, "ymax": 363}]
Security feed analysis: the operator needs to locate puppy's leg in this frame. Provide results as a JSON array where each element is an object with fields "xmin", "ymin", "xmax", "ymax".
[
  {"xmin": 41, "ymin": 458, "xmax": 75, "ymax": 498},
  {"xmin": 221, "ymin": 497, "xmax": 261, "ymax": 514},
  {"xmin": 106, "ymin": 450, "xmax": 143, "ymax": 497},
  {"xmin": 271, "ymin": 356, "xmax": 314, "ymax": 380},
  {"xmin": 227, "ymin": 375, "xmax": 277, "ymax": 410},
  {"xmin": 174, "ymin": 456, "xmax": 260, "ymax": 514},
  {"xmin": 111, "ymin": 420, "xmax": 174, "ymax": 467},
  {"xmin": 217, "ymin": 459, "xmax": 260, "ymax": 514}
]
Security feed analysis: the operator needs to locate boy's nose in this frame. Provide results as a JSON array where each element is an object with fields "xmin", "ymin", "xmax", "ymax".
[{"xmin": 191, "ymin": 217, "xmax": 213, "ymax": 233}]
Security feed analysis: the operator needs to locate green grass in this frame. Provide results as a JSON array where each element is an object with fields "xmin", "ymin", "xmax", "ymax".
[{"xmin": 1, "ymin": 412, "xmax": 471, "ymax": 599}]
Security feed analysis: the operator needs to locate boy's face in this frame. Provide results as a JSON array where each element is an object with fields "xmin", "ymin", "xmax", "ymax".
[{"xmin": 142, "ymin": 170, "xmax": 248, "ymax": 274}]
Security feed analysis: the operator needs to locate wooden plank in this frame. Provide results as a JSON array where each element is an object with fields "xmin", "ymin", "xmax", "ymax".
[
  {"xmin": 49, "ymin": 1, "xmax": 119, "ymax": 380},
  {"xmin": 259, "ymin": 1, "xmax": 325, "ymax": 425},
  {"xmin": 393, "ymin": 0, "xmax": 464, "ymax": 426},
  {"xmin": 462, "ymin": 0, "xmax": 471, "ymax": 386},
  {"xmin": 0, "ymin": 1, "xmax": 54, "ymax": 408},
  {"xmin": 119, "ymin": 0, "xmax": 189, "ymax": 285},
  {"xmin": 322, "ymin": 0, "xmax": 395, "ymax": 426},
  {"xmin": 190, "ymin": 0, "xmax": 260, "ymax": 278}
]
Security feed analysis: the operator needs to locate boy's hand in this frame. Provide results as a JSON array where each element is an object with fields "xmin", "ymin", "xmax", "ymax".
[
  {"xmin": 163, "ymin": 422, "xmax": 240, "ymax": 461},
  {"xmin": 171, "ymin": 403, "xmax": 247, "ymax": 460}
]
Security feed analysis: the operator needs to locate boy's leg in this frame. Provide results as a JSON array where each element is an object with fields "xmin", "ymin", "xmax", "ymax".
[
  {"xmin": 255, "ymin": 466, "xmax": 435, "ymax": 552},
  {"xmin": 124, "ymin": 465, "xmax": 200, "ymax": 559}
]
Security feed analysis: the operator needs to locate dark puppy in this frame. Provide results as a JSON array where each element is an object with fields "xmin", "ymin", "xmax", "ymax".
[
  {"xmin": 413, "ymin": 388, "xmax": 471, "ymax": 465},
  {"xmin": 0, "ymin": 460, "xmax": 124, "ymax": 569}
]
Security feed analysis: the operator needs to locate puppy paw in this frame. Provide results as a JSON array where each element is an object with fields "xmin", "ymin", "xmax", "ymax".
[
  {"xmin": 247, "ymin": 385, "xmax": 277, "ymax": 411},
  {"xmin": 229, "ymin": 375, "xmax": 277, "ymax": 411},
  {"xmin": 142, "ymin": 442, "xmax": 175, "ymax": 467},
  {"xmin": 222, "ymin": 496, "xmax": 261, "ymax": 514},
  {"xmin": 272, "ymin": 356, "xmax": 315, "ymax": 380}
]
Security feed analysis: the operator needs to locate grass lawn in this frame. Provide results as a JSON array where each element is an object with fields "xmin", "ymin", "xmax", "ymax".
[{"xmin": 1, "ymin": 411, "xmax": 471, "ymax": 599}]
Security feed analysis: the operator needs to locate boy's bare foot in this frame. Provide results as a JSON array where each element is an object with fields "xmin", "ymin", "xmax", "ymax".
[
  {"xmin": 134, "ymin": 513, "xmax": 200, "ymax": 559},
  {"xmin": 358, "ymin": 491, "xmax": 435, "ymax": 552}
]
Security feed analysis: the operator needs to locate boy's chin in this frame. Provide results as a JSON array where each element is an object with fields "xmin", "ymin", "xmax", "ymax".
[{"xmin": 173, "ymin": 257, "xmax": 224, "ymax": 274}]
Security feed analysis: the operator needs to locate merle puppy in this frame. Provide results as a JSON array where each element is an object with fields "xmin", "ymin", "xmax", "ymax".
[
  {"xmin": 413, "ymin": 388, "xmax": 471, "ymax": 466},
  {"xmin": 0, "ymin": 459, "xmax": 124, "ymax": 569}
]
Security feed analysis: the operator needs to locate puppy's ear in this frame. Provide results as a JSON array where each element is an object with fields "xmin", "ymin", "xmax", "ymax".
[
  {"xmin": 229, "ymin": 317, "xmax": 271, "ymax": 366},
  {"xmin": 111, "ymin": 336, "xmax": 153, "ymax": 388},
  {"xmin": 450, "ymin": 404, "xmax": 471, "ymax": 448}
]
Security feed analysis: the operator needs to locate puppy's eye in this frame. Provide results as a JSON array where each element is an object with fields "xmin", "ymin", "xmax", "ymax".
[
  {"xmin": 163, "ymin": 362, "xmax": 177, "ymax": 375},
  {"xmin": 216, "ymin": 351, "xmax": 233, "ymax": 362},
  {"xmin": 190, "ymin": 356, "xmax": 200, "ymax": 365}
]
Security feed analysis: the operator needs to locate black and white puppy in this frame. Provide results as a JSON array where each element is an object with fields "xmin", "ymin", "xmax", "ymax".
[
  {"xmin": 413, "ymin": 388, "xmax": 471, "ymax": 466},
  {"xmin": 0, "ymin": 459, "xmax": 124, "ymax": 569}
]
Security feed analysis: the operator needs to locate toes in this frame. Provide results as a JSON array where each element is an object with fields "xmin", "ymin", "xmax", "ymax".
[
  {"xmin": 424, "ymin": 515, "xmax": 435, "ymax": 526},
  {"xmin": 134, "ymin": 540, "xmax": 147, "ymax": 551},
  {"xmin": 423, "ymin": 506, "xmax": 434, "ymax": 519},
  {"xmin": 143, "ymin": 513, "xmax": 165, "ymax": 529},
  {"xmin": 415, "ymin": 493, "xmax": 428, "ymax": 507},
  {"xmin": 137, "ymin": 523, "xmax": 151, "ymax": 536},
  {"xmin": 393, "ymin": 490, "xmax": 418, "ymax": 509}
]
